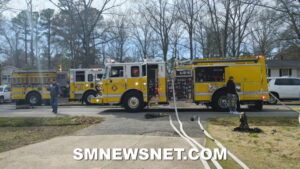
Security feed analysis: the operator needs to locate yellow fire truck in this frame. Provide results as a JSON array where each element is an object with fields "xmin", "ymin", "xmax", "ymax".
[
  {"xmin": 69, "ymin": 68, "xmax": 103, "ymax": 104},
  {"xmin": 92, "ymin": 56, "xmax": 269, "ymax": 112},
  {"xmin": 11, "ymin": 71, "xmax": 68, "ymax": 105}
]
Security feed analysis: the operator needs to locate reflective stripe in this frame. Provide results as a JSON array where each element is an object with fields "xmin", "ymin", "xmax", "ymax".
[
  {"xmin": 105, "ymin": 94, "xmax": 122, "ymax": 98},
  {"xmin": 195, "ymin": 92, "xmax": 212, "ymax": 96},
  {"xmin": 12, "ymin": 92, "xmax": 24, "ymax": 95},
  {"xmin": 12, "ymin": 91, "xmax": 50, "ymax": 96},
  {"xmin": 41, "ymin": 92, "xmax": 50, "ymax": 95},
  {"xmin": 158, "ymin": 93, "xmax": 166, "ymax": 97},
  {"xmin": 195, "ymin": 91, "xmax": 269, "ymax": 97},
  {"xmin": 73, "ymin": 91, "xmax": 84, "ymax": 94},
  {"xmin": 239, "ymin": 91, "xmax": 269, "ymax": 95}
]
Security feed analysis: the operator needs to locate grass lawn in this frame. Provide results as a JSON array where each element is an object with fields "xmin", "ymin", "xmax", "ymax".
[
  {"xmin": 206, "ymin": 116, "xmax": 300, "ymax": 169},
  {"xmin": 0, "ymin": 116, "xmax": 103, "ymax": 153}
]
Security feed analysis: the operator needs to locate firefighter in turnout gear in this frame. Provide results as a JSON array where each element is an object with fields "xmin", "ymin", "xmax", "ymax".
[
  {"xmin": 226, "ymin": 76, "xmax": 238, "ymax": 114},
  {"xmin": 50, "ymin": 79, "xmax": 60, "ymax": 114}
]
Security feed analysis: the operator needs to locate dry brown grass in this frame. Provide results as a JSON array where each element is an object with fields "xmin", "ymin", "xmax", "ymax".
[{"xmin": 206, "ymin": 117, "xmax": 300, "ymax": 169}]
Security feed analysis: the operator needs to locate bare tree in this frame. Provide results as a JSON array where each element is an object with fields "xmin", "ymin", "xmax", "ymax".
[
  {"xmin": 250, "ymin": 10, "xmax": 281, "ymax": 57},
  {"xmin": 202, "ymin": 0, "xmax": 258, "ymax": 57},
  {"xmin": 0, "ymin": 0, "xmax": 9, "ymax": 14},
  {"xmin": 276, "ymin": 0, "xmax": 300, "ymax": 41},
  {"xmin": 228, "ymin": 0, "xmax": 258, "ymax": 57},
  {"xmin": 49, "ymin": 0, "xmax": 120, "ymax": 67},
  {"xmin": 176, "ymin": 0, "xmax": 202, "ymax": 60},
  {"xmin": 170, "ymin": 20, "xmax": 184, "ymax": 60},
  {"xmin": 130, "ymin": 11, "xmax": 155, "ymax": 61},
  {"xmin": 143, "ymin": 0, "xmax": 177, "ymax": 61},
  {"xmin": 111, "ymin": 15, "xmax": 128, "ymax": 62},
  {"xmin": 12, "ymin": 11, "xmax": 30, "ymax": 65},
  {"xmin": 194, "ymin": 20, "xmax": 220, "ymax": 58},
  {"xmin": 0, "ymin": 20, "xmax": 21, "ymax": 67},
  {"xmin": 241, "ymin": 0, "xmax": 300, "ymax": 42},
  {"xmin": 40, "ymin": 8, "xmax": 55, "ymax": 69}
]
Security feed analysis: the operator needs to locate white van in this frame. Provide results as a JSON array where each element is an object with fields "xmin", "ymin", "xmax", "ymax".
[
  {"xmin": 0, "ymin": 85, "xmax": 11, "ymax": 104},
  {"xmin": 268, "ymin": 77, "xmax": 300, "ymax": 104}
]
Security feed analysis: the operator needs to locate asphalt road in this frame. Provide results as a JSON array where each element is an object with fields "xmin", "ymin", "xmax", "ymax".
[{"xmin": 0, "ymin": 103, "xmax": 299, "ymax": 138}]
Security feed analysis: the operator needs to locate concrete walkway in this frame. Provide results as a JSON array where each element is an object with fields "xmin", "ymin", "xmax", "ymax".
[{"xmin": 0, "ymin": 135, "xmax": 205, "ymax": 169}]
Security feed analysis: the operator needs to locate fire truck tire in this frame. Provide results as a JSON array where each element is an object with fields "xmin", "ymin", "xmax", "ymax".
[
  {"xmin": 26, "ymin": 92, "xmax": 42, "ymax": 106},
  {"xmin": 123, "ymin": 92, "xmax": 144, "ymax": 112},
  {"xmin": 84, "ymin": 91, "xmax": 97, "ymax": 105},
  {"xmin": 212, "ymin": 91, "xmax": 228, "ymax": 112}
]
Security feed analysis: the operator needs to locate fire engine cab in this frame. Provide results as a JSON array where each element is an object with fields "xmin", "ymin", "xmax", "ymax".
[
  {"xmin": 69, "ymin": 68, "xmax": 103, "ymax": 104},
  {"xmin": 91, "ymin": 56, "xmax": 269, "ymax": 112}
]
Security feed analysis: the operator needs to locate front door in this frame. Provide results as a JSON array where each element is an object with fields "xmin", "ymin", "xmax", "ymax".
[
  {"xmin": 147, "ymin": 64, "xmax": 159, "ymax": 103},
  {"xmin": 105, "ymin": 66, "xmax": 126, "ymax": 103}
]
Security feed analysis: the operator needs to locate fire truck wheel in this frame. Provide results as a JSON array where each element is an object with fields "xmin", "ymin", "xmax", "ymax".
[
  {"xmin": 212, "ymin": 91, "xmax": 228, "ymax": 112},
  {"xmin": 26, "ymin": 92, "xmax": 42, "ymax": 106},
  {"xmin": 84, "ymin": 91, "xmax": 97, "ymax": 105},
  {"xmin": 123, "ymin": 92, "xmax": 144, "ymax": 112},
  {"xmin": 0, "ymin": 96, "xmax": 4, "ymax": 104}
]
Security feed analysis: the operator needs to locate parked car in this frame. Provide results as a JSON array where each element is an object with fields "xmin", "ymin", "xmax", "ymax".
[
  {"xmin": 268, "ymin": 77, "xmax": 300, "ymax": 104},
  {"xmin": 0, "ymin": 85, "xmax": 11, "ymax": 104}
]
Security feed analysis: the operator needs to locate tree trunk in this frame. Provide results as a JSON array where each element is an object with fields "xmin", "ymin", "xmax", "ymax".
[{"xmin": 47, "ymin": 21, "xmax": 51, "ymax": 69}]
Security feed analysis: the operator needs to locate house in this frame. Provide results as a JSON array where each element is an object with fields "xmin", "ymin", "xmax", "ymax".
[
  {"xmin": 266, "ymin": 60, "xmax": 300, "ymax": 78},
  {"xmin": 0, "ymin": 66, "xmax": 21, "ymax": 85}
]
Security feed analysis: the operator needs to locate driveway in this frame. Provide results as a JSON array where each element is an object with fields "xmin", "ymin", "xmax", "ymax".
[{"xmin": 0, "ymin": 135, "xmax": 205, "ymax": 169}]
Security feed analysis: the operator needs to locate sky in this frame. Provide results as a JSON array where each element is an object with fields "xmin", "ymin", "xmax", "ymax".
[
  {"xmin": 3, "ymin": 0, "xmax": 56, "ymax": 18},
  {"xmin": 3, "ymin": 0, "xmax": 130, "ymax": 19}
]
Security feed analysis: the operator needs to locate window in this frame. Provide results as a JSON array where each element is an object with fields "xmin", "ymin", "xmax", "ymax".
[
  {"xmin": 142, "ymin": 65, "xmax": 146, "ymax": 76},
  {"xmin": 97, "ymin": 74, "xmax": 103, "ymax": 80},
  {"xmin": 110, "ymin": 66, "xmax": 124, "ymax": 78},
  {"xmin": 268, "ymin": 69, "xmax": 271, "ymax": 77},
  {"xmin": 292, "ymin": 79, "xmax": 300, "ymax": 85},
  {"xmin": 88, "ymin": 74, "xmax": 93, "ymax": 82},
  {"xmin": 0, "ymin": 87, "xmax": 3, "ymax": 92},
  {"xmin": 275, "ymin": 79, "xmax": 293, "ymax": 85},
  {"xmin": 195, "ymin": 67, "xmax": 225, "ymax": 82},
  {"xmin": 4, "ymin": 87, "xmax": 10, "ymax": 92},
  {"xmin": 2, "ymin": 75, "xmax": 8, "ymax": 80},
  {"xmin": 279, "ymin": 69, "xmax": 292, "ymax": 77},
  {"xmin": 131, "ymin": 66, "xmax": 140, "ymax": 77},
  {"xmin": 76, "ymin": 71, "xmax": 85, "ymax": 82}
]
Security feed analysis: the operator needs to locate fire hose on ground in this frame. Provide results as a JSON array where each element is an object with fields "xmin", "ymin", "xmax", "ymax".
[
  {"xmin": 169, "ymin": 79, "xmax": 223, "ymax": 169},
  {"xmin": 169, "ymin": 78, "xmax": 252, "ymax": 169},
  {"xmin": 269, "ymin": 92, "xmax": 300, "ymax": 125}
]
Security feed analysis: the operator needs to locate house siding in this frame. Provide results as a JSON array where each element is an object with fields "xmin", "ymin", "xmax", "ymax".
[{"xmin": 269, "ymin": 68, "xmax": 300, "ymax": 78}]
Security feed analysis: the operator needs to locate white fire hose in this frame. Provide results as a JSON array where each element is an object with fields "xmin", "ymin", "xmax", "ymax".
[
  {"xmin": 269, "ymin": 92, "xmax": 300, "ymax": 125},
  {"xmin": 169, "ymin": 79, "xmax": 222, "ymax": 169},
  {"xmin": 197, "ymin": 117, "xmax": 250, "ymax": 169}
]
